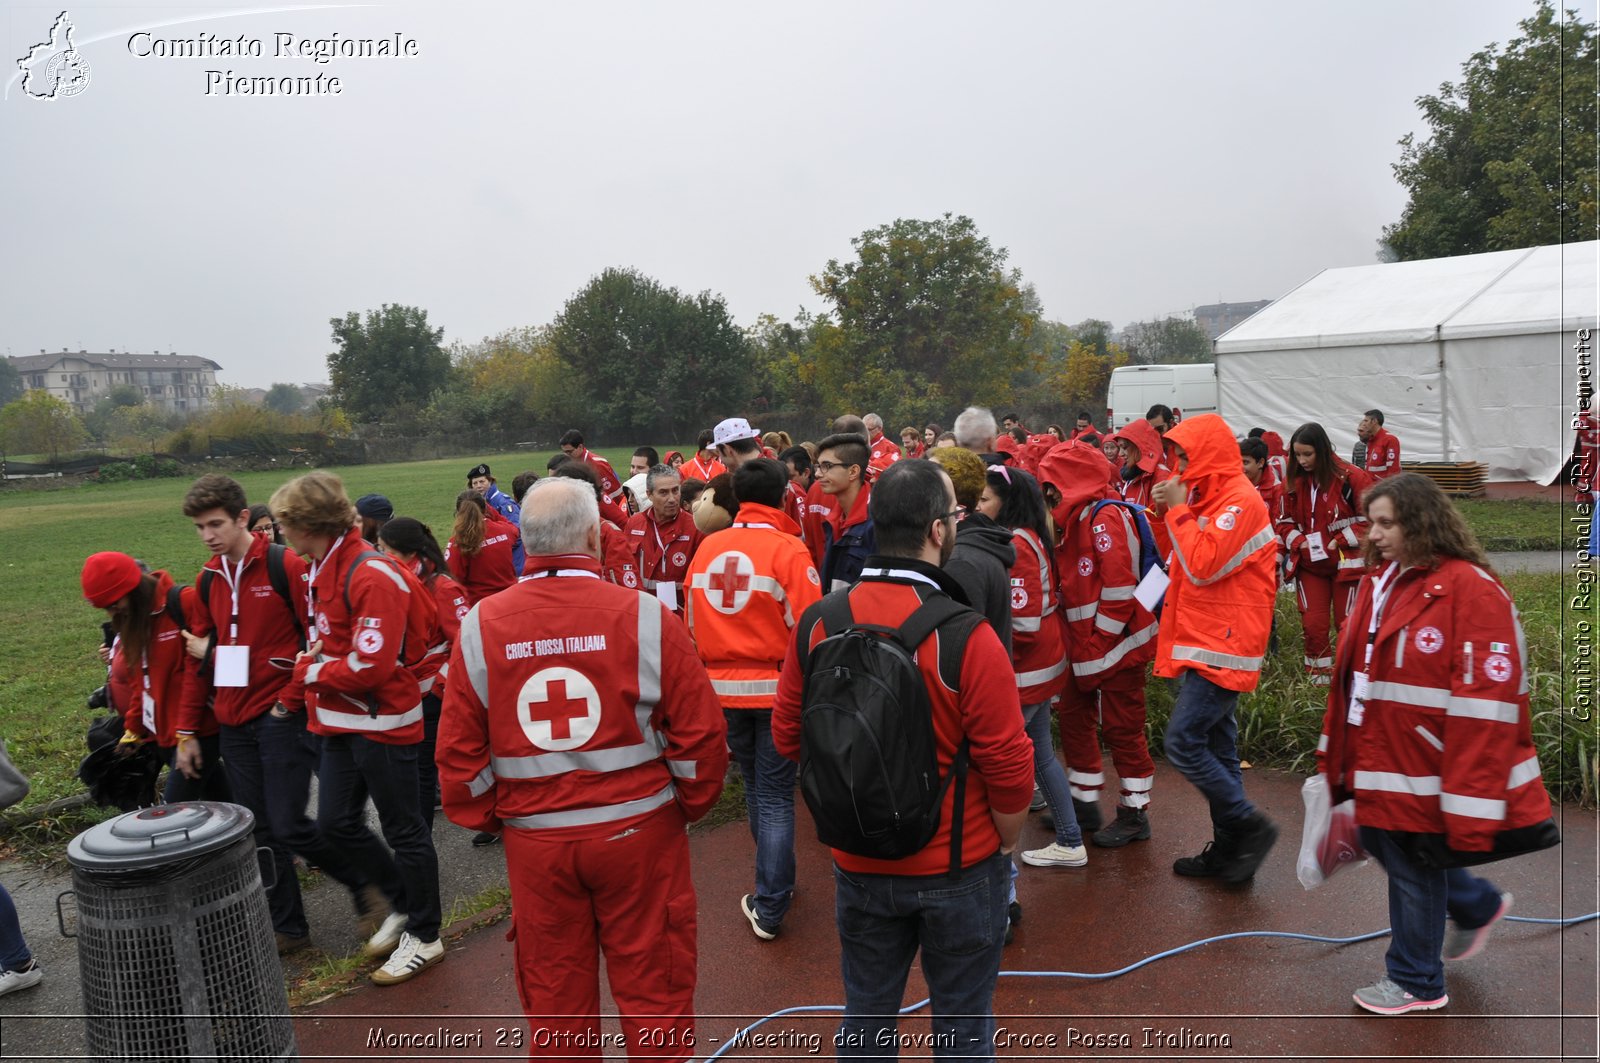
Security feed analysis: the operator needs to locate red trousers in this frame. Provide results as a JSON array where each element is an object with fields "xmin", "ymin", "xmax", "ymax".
[
  {"xmin": 1057, "ymin": 666, "xmax": 1154, "ymax": 808},
  {"xmin": 1295, "ymin": 570, "xmax": 1358, "ymax": 685},
  {"xmin": 503, "ymin": 803, "xmax": 697, "ymax": 1062}
]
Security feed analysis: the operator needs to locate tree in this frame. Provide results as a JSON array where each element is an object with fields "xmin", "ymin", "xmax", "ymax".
[
  {"xmin": 327, "ymin": 304, "xmax": 450, "ymax": 423},
  {"xmin": 0, "ymin": 360, "xmax": 22, "ymax": 406},
  {"xmin": 84, "ymin": 384, "xmax": 146, "ymax": 443},
  {"xmin": 263, "ymin": 383, "xmax": 305, "ymax": 415},
  {"xmin": 1382, "ymin": 2, "xmax": 1597, "ymax": 260},
  {"xmin": 809, "ymin": 214, "xmax": 1036, "ymax": 423},
  {"xmin": 1052, "ymin": 339, "xmax": 1130, "ymax": 421},
  {"xmin": 0, "ymin": 390, "xmax": 88, "ymax": 460},
  {"xmin": 1122, "ymin": 317, "xmax": 1213, "ymax": 364},
  {"xmin": 549, "ymin": 268, "xmax": 752, "ymax": 440}
]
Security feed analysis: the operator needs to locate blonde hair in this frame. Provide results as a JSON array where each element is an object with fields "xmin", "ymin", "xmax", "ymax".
[{"xmin": 269, "ymin": 471, "xmax": 356, "ymax": 540}]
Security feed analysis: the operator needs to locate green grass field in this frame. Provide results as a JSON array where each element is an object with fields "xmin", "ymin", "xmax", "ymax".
[{"xmin": 0, "ymin": 455, "xmax": 1590, "ymax": 831}]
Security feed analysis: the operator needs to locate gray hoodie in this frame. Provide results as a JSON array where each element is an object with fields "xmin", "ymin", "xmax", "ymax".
[{"xmin": 943, "ymin": 512, "xmax": 1017, "ymax": 656}]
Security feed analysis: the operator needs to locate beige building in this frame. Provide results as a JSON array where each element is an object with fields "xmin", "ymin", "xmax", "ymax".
[{"xmin": 8, "ymin": 350, "xmax": 222, "ymax": 414}]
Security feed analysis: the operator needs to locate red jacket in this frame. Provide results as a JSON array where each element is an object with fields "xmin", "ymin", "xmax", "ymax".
[
  {"xmin": 437, "ymin": 555, "xmax": 728, "ymax": 838},
  {"xmin": 784, "ymin": 481, "xmax": 808, "ymax": 541},
  {"xmin": 600, "ymin": 521, "xmax": 644, "ymax": 590},
  {"xmin": 624, "ymin": 508, "xmax": 703, "ymax": 600},
  {"xmin": 1006, "ymin": 527, "xmax": 1068, "ymax": 703},
  {"xmin": 772, "ymin": 563, "xmax": 1034, "ymax": 877},
  {"xmin": 416, "ymin": 569, "xmax": 469, "ymax": 698},
  {"xmin": 111, "ymin": 571, "xmax": 217, "ymax": 746},
  {"xmin": 682, "ymin": 453, "xmax": 725, "ymax": 484},
  {"xmin": 1318, "ymin": 559, "xmax": 1550, "ymax": 851},
  {"xmin": 1280, "ymin": 459, "xmax": 1374, "ymax": 583},
  {"xmin": 447, "ymin": 510, "xmax": 521, "ymax": 605},
  {"xmin": 574, "ymin": 446, "xmax": 623, "ymax": 502},
  {"xmin": 289, "ymin": 531, "xmax": 432, "ymax": 744},
  {"xmin": 1364, "ymin": 428, "xmax": 1402, "ymax": 481},
  {"xmin": 867, "ymin": 432, "xmax": 901, "ymax": 478},
  {"xmin": 802, "ymin": 481, "xmax": 839, "ymax": 567},
  {"xmin": 180, "ymin": 533, "xmax": 310, "ymax": 730}
]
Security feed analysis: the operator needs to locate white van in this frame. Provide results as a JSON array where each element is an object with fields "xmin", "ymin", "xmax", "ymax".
[{"xmin": 1105, "ymin": 363, "xmax": 1218, "ymax": 431}]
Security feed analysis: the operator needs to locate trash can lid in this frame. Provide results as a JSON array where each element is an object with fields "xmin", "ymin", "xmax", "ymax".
[{"xmin": 68, "ymin": 802, "xmax": 255, "ymax": 871}]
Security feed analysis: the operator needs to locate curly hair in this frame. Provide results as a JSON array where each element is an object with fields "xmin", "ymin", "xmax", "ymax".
[{"xmin": 1361, "ymin": 473, "xmax": 1490, "ymax": 570}]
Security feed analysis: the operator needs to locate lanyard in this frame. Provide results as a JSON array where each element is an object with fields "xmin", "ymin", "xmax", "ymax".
[
  {"xmin": 650, "ymin": 518, "xmax": 679, "ymax": 578},
  {"xmin": 859, "ymin": 567, "xmax": 942, "ymax": 590},
  {"xmin": 1362, "ymin": 562, "xmax": 1403, "ymax": 673},
  {"xmin": 307, "ymin": 530, "xmax": 351, "ymax": 626},
  {"xmin": 523, "ymin": 569, "xmax": 601, "ymax": 580},
  {"xmin": 217, "ymin": 554, "xmax": 246, "ymax": 643}
]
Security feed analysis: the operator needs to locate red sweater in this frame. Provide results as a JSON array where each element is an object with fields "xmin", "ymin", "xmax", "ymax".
[
  {"xmin": 111, "ymin": 571, "xmax": 217, "ymax": 746},
  {"xmin": 447, "ymin": 511, "xmax": 521, "ymax": 605}
]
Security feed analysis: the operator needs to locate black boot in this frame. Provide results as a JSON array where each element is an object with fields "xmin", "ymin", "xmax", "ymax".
[
  {"xmin": 1091, "ymin": 805, "xmax": 1150, "ymax": 848},
  {"xmin": 1173, "ymin": 823, "xmax": 1236, "ymax": 877},
  {"xmin": 1218, "ymin": 812, "xmax": 1279, "ymax": 884}
]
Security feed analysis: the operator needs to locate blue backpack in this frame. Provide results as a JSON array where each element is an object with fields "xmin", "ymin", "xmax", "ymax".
[{"xmin": 1091, "ymin": 499, "xmax": 1166, "ymax": 614}]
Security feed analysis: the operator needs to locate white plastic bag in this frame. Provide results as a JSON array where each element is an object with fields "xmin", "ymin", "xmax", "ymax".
[{"xmin": 1297, "ymin": 774, "xmax": 1368, "ymax": 889}]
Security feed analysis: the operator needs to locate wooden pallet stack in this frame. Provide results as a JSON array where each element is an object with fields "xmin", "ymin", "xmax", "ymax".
[{"xmin": 1400, "ymin": 461, "xmax": 1488, "ymax": 497}]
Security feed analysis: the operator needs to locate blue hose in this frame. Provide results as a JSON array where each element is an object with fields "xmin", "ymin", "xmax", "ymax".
[{"xmin": 700, "ymin": 911, "xmax": 1599, "ymax": 1061}]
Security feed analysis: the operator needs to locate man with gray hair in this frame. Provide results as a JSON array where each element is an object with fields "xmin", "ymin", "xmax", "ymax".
[
  {"xmin": 862, "ymin": 412, "xmax": 902, "ymax": 478},
  {"xmin": 624, "ymin": 464, "xmax": 703, "ymax": 613},
  {"xmin": 438, "ymin": 476, "xmax": 727, "ymax": 1061},
  {"xmin": 954, "ymin": 406, "xmax": 999, "ymax": 455}
]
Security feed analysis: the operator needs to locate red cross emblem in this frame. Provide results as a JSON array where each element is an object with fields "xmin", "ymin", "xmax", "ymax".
[
  {"xmin": 518, "ymin": 667, "xmax": 600, "ymax": 751},
  {"xmin": 705, "ymin": 551, "xmax": 755, "ymax": 614},
  {"xmin": 1011, "ymin": 586, "xmax": 1028, "ymax": 610},
  {"xmin": 1484, "ymin": 653, "xmax": 1513, "ymax": 683},
  {"xmin": 1077, "ymin": 557, "xmax": 1094, "ymax": 576},
  {"xmin": 1414, "ymin": 626, "xmax": 1444, "ymax": 655}
]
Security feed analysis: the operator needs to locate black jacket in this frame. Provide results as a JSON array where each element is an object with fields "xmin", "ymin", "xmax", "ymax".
[{"xmin": 943, "ymin": 513, "xmax": 1016, "ymax": 656}]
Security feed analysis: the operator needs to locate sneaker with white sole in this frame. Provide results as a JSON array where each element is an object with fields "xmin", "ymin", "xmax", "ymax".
[
  {"xmin": 370, "ymin": 932, "xmax": 444, "ymax": 986},
  {"xmin": 740, "ymin": 894, "xmax": 779, "ymax": 941},
  {"xmin": 1352, "ymin": 977, "xmax": 1448, "ymax": 1015},
  {"xmin": 1443, "ymin": 891, "xmax": 1513, "ymax": 962},
  {"xmin": 1029, "ymin": 787, "xmax": 1048, "ymax": 812},
  {"xmin": 0, "ymin": 959, "xmax": 43, "ymax": 998},
  {"xmin": 362, "ymin": 911, "xmax": 409, "ymax": 959},
  {"xmin": 1020, "ymin": 842, "xmax": 1088, "ymax": 868}
]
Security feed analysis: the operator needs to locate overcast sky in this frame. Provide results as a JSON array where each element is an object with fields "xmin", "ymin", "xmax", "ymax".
[{"xmin": 2, "ymin": 0, "xmax": 1589, "ymax": 389}]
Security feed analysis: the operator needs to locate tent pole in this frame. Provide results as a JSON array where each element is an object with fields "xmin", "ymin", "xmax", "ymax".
[{"xmin": 1436, "ymin": 325, "xmax": 1449, "ymax": 461}]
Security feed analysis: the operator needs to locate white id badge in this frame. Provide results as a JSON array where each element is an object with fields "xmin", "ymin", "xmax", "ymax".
[
  {"xmin": 215, "ymin": 644, "xmax": 251, "ymax": 687},
  {"xmin": 1346, "ymin": 672, "xmax": 1369, "ymax": 726},
  {"xmin": 142, "ymin": 691, "xmax": 157, "ymax": 732},
  {"xmin": 1306, "ymin": 531, "xmax": 1328, "ymax": 562},
  {"xmin": 1350, "ymin": 672, "xmax": 1370, "ymax": 701},
  {"xmin": 656, "ymin": 582, "xmax": 679, "ymax": 611}
]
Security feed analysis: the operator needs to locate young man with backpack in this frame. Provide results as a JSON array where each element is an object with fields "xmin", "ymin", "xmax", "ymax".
[
  {"xmin": 1037, "ymin": 442, "xmax": 1162, "ymax": 849},
  {"xmin": 178, "ymin": 474, "xmax": 388, "ymax": 956},
  {"xmin": 772, "ymin": 459, "xmax": 1034, "ymax": 1060},
  {"xmin": 271, "ymin": 471, "xmax": 445, "ymax": 986}
]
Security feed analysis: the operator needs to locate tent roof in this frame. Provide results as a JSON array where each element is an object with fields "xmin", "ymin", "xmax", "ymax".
[{"xmin": 1215, "ymin": 241, "xmax": 1599, "ymax": 353}]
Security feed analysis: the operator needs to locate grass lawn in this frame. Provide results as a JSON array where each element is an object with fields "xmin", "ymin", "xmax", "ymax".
[
  {"xmin": 0, "ymin": 460, "xmax": 1589, "ymax": 837},
  {"xmin": 1453, "ymin": 497, "xmax": 1566, "ymax": 550}
]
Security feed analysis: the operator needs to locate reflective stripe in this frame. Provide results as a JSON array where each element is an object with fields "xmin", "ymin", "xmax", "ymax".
[
  {"xmin": 1365, "ymin": 681, "xmax": 1518, "ymax": 725},
  {"xmin": 1311, "ymin": 675, "xmax": 1331, "ymax": 686},
  {"xmin": 637, "ymin": 597, "xmax": 662, "ymax": 738},
  {"xmin": 1168, "ymin": 643, "xmax": 1263, "ymax": 672},
  {"xmin": 1316, "ymin": 733, "xmax": 1328, "ymax": 753},
  {"xmin": 1101, "ymin": 585, "xmax": 1136, "ymax": 602},
  {"xmin": 1440, "ymin": 792, "xmax": 1507, "ymax": 821},
  {"xmin": 1072, "ymin": 620, "xmax": 1160, "ymax": 676},
  {"xmin": 667, "ymin": 759, "xmax": 697, "ymax": 779},
  {"xmin": 1327, "ymin": 516, "xmax": 1358, "ymax": 534},
  {"xmin": 1016, "ymin": 656, "xmax": 1068, "ymax": 688},
  {"xmin": 503, "ymin": 782, "xmax": 676, "ymax": 830},
  {"xmin": 1353, "ymin": 770, "xmax": 1440, "ymax": 796},
  {"xmin": 711, "ymin": 678, "xmax": 780, "ymax": 697},
  {"xmin": 1012, "ymin": 528, "xmax": 1054, "ymax": 614},
  {"xmin": 1122, "ymin": 775, "xmax": 1153, "ymax": 793},
  {"xmin": 1093, "ymin": 613, "xmax": 1123, "ymax": 635},
  {"xmin": 1068, "ymin": 784, "xmax": 1100, "ymax": 800},
  {"xmin": 1448, "ymin": 696, "xmax": 1521, "ymax": 724},
  {"xmin": 360, "ymin": 556, "xmax": 412, "ymax": 595},
  {"xmin": 1337, "ymin": 555, "xmax": 1365, "ymax": 570},
  {"xmin": 345, "ymin": 652, "xmax": 373, "ymax": 673},
  {"xmin": 458, "ymin": 609, "xmax": 490, "ymax": 707},
  {"xmin": 1067, "ymin": 770, "xmax": 1105, "ymax": 786},
  {"xmin": 1507, "ymin": 755, "xmax": 1542, "ymax": 790},
  {"xmin": 1304, "ymin": 656, "xmax": 1334, "ymax": 668},
  {"xmin": 467, "ymin": 765, "xmax": 495, "ymax": 798},
  {"xmin": 1012, "ymin": 616, "xmax": 1041, "ymax": 633},
  {"xmin": 1171, "ymin": 524, "xmax": 1275, "ymax": 588},
  {"xmin": 688, "ymin": 572, "xmax": 797, "ymax": 627},
  {"xmin": 1413, "ymin": 725, "xmax": 1445, "ymax": 753},
  {"xmin": 303, "ymin": 661, "xmax": 326, "ymax": 686},
  {"xmin": 494, "ymin": 742, "xmax": 663, "ymax": 779},
  {"xmin": 1122, "ymin": 792, "xmax": 1151, "ymax": 809},
  {"xmin": 315, "ymin": 703, "xmax": 424, "ymax": 732},
  {"xmin": 1064, "ymin": 603, "xmax": 1097, "ymax": 622}
]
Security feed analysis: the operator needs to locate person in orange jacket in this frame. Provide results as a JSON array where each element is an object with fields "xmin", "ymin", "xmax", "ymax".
[
  {"xmin": 1150, "ymin": 414, "xmax": 1281, "ymax": 884},
  {"xmin": 685, "ymin": 458, "xmax": 822, "ymax": 939}
]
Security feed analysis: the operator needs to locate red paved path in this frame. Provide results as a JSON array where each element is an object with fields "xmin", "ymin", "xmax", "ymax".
[{"xmin": 295, "ymin": 764, "xmax": 1598, "ymax": 1062}]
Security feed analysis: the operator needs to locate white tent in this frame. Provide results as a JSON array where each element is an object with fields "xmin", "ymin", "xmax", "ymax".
[{"xmin": 1214, "ymin": 241, "xmax": 1598, "ymax": 484}]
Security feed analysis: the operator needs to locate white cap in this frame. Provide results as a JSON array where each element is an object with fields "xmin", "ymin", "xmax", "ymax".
[{"xmin": 712, "ymin": 417, "xmax": 760, "ymax": 446}]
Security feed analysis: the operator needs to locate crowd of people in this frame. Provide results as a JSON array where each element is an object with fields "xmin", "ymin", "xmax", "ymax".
[{"xmin": 0, "ymin": 401, "xmax": 1548, "ymax": 1056}]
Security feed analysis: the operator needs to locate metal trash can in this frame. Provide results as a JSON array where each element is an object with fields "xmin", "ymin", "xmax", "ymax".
[{"xmin": 63, "ymin": 801, "xmax": 298, "ymax": 1062}]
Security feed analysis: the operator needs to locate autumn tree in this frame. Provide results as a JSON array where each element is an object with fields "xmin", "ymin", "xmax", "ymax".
[
  {"xmin": 1382, "ymin": 2, "xmax": 1597, "ymax": 260},
  {"xmin": 327, "ymin": 304, "xmax": 450, "ymax": 424},
  {"xmin": 1122, "ymin": 316, "xmax": 1213, "ymax": 364},
  {"xmin": 0, "ymin": 390, "xmax": 88, "ymax": 460},
  {"xmin": 809, "ymin": 214, "xmax": 1036, "ymax": 424}
]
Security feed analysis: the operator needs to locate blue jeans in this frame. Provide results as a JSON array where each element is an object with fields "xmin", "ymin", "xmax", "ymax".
[
  {"xmin": 1359, "ymin": 827, "xmax": 1503, "ymax": 998},
  {"xmin": 724, "ymin": 709, "xmax": 796, "ymax": 925},
  {"xmin": 1163, "ymin": 671, "xmax": 1254, "ymax": 828},
  {"xmin": 1023, "ymin": 700, "xmax": 1080, "ymax": 846},
  {"xmin": 319, "ymin": 733, "xmax": 441, "ymax": 941},
  {"xmin": 833, "ymin": 850, "xmax": 1007, "ymax": 1060},
  {"xmin": 0, "ymin": 881, "xmax": 30, "ymax": 971},
  {"xmin": 162, "ymin": 733, "xmax": 232, "ymax": 804},
  {"xmin": 219, "ymin": 710, "xmax": 371, "ymax": 937}
]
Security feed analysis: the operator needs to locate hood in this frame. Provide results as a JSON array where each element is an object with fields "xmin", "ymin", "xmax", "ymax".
[
  {"xmin": 1261, "ymin": 430, "xmax": 1285, "ymax": 457},
  {"xmin": 1037, "ymin": 441, "xmax": 1115, "ymax": 527},
  {"xmin": 1164, "ymin": 413, "xmax": 1245, "ymax": 492},
  {"xmin": 1109, "ymin": 418, "xmax": 1163, "ymax": 477},
  {"xmin": 954, "ymin": 512, "xmax": 1016, "ymax": 567}
]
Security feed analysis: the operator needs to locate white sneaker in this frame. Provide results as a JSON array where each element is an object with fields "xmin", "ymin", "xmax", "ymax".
[
  {"xmin": 370, "ymin": 933, "xmax": 445, "ymax": 986},
  {"xmin": 1021, "ymin": 842, "xmax": 1088, "ymax": 868},
  {"xmin": 0, "ymin": 960, "xmax": 43, "ymax": 998},
  {"xmin": 362, "ymin": 911, "xmax": 409, "ymax": 958}
]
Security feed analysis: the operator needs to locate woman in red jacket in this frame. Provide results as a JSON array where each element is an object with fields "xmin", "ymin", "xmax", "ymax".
[
  {"xmin": 379, "ymin": 517, "xmax": 466, "ymax": 828},
  {"xmin": 977, "ymin": 464, "xmax": 1084, "ymax": 867},
  {"xmin": 81, "ymin": 552, "xmax": 229, "ymax": 804},
  {"xmin": 1318, "ymin": 473, "xmax": 1550, "ymax": 1015},
  {"xmin": 1281, "ymin": 422, "xmax": 1375, "ymax": 685},
  {"xmin": 445, "ymin": 491, "xmax": 519, "ymax": 605}
]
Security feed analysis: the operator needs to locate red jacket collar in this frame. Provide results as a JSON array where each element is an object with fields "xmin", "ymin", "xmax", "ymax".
[
  {"xmin": 521, "ymin": 554, "xmax": 602, "ymax": 578},
  {"xmin": 732, "ymin": 501, "xmax": 800, "ymax": 536}
]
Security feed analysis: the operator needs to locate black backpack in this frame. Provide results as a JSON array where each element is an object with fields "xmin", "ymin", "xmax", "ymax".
[
  {"xmin": 796, "ymin": 590, "xmax": 981, "ymax": 872},
  {"xmin": 198, "ymin": 543, "xmax": 305, "ymax": 646}
]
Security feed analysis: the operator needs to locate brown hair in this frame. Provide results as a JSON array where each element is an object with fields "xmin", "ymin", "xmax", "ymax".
[
  {"xmin": 269, "ymin": 472, "xmax": 356, "ymax": 540},
  {"xmin": 182, "ymin": 474, "xmax": 248, "ymax": 519},
  {"xmin": 111, "ymin": 573, "xmax": 160, "ymax": 666},
  {"xmin": 453, "ymin": 491, "xmax": 488, "ymax": 555},
  {"xmin": 1362, "ymin": 473, "xmax": 1490, "ymax": 570},
  {"xmin": 761, "ymin": 430, "xmax": 793, "ymax": 452},
  {"xmin": 1286, "ymin": 422, "xmax": 1343, "ymax": 493}
]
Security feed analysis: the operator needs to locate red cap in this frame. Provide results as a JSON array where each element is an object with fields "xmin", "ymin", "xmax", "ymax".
[{"xmin": 81, "ymin": 551, "xmax": 142, "ymax": 608}]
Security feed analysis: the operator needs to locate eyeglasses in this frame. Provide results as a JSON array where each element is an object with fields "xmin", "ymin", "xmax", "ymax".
[
  {"xmin": 815, "ymin": 460, "xmax": 856, "ymax": 473},
  {"xmin": 987, "ymin": 463, "xmax": 1011, "ymax": 485},
  {"xmin": 939, "ymin": 505, "xmax": 967, "ymax": 522}
]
